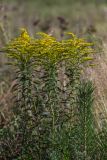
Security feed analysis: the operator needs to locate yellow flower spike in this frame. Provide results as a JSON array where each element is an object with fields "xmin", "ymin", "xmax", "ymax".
[
  {"xmin": 36, "ymin": 32, "xmax": 55, "ymax": 39},
  {"xmin": 82, "ymin": 57, "xmax": 93, "ymax": 61},
  {"xmin": 20, "ymin": 28, "xmax": 30, "ymax": 41},
  {"xmin": 65, "ymin": 32, "xmax": 76, "ymax": 39}
]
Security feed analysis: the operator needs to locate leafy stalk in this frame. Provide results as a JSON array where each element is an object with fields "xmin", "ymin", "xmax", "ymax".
[{"xmin": 74, "ymin": 81, "xmax": 96, "ymax": 159}]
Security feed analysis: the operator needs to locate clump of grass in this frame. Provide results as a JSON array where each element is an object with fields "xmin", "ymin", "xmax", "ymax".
[{"xmin": 1, "ymin": 29, "xmax": 107, "ymax": 160}]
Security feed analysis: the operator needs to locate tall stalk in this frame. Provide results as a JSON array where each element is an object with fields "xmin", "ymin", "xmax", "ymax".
[{"xmin": 74, "ymin": 80, "xmax": 96, "ymax": 159}]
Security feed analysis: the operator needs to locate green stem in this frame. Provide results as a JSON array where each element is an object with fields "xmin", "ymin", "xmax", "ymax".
[{"xmin": 45, "ymin": 63, "xmax": 59, "ymax": 137}]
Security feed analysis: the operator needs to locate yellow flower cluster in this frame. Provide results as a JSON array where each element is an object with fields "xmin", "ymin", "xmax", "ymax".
[
  {"xmin": 5, "ymin": 28, "xmax": 36, "ymax": 63},
  {"xmin": 5, "ymin": 28, "xmax": 94, "ymax": 66}
]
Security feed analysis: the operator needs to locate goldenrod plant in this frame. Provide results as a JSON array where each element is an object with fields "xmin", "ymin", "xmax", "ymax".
[{"xmin": 1, "ymin": 29, "xmax": 107, "ymax": 160}]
